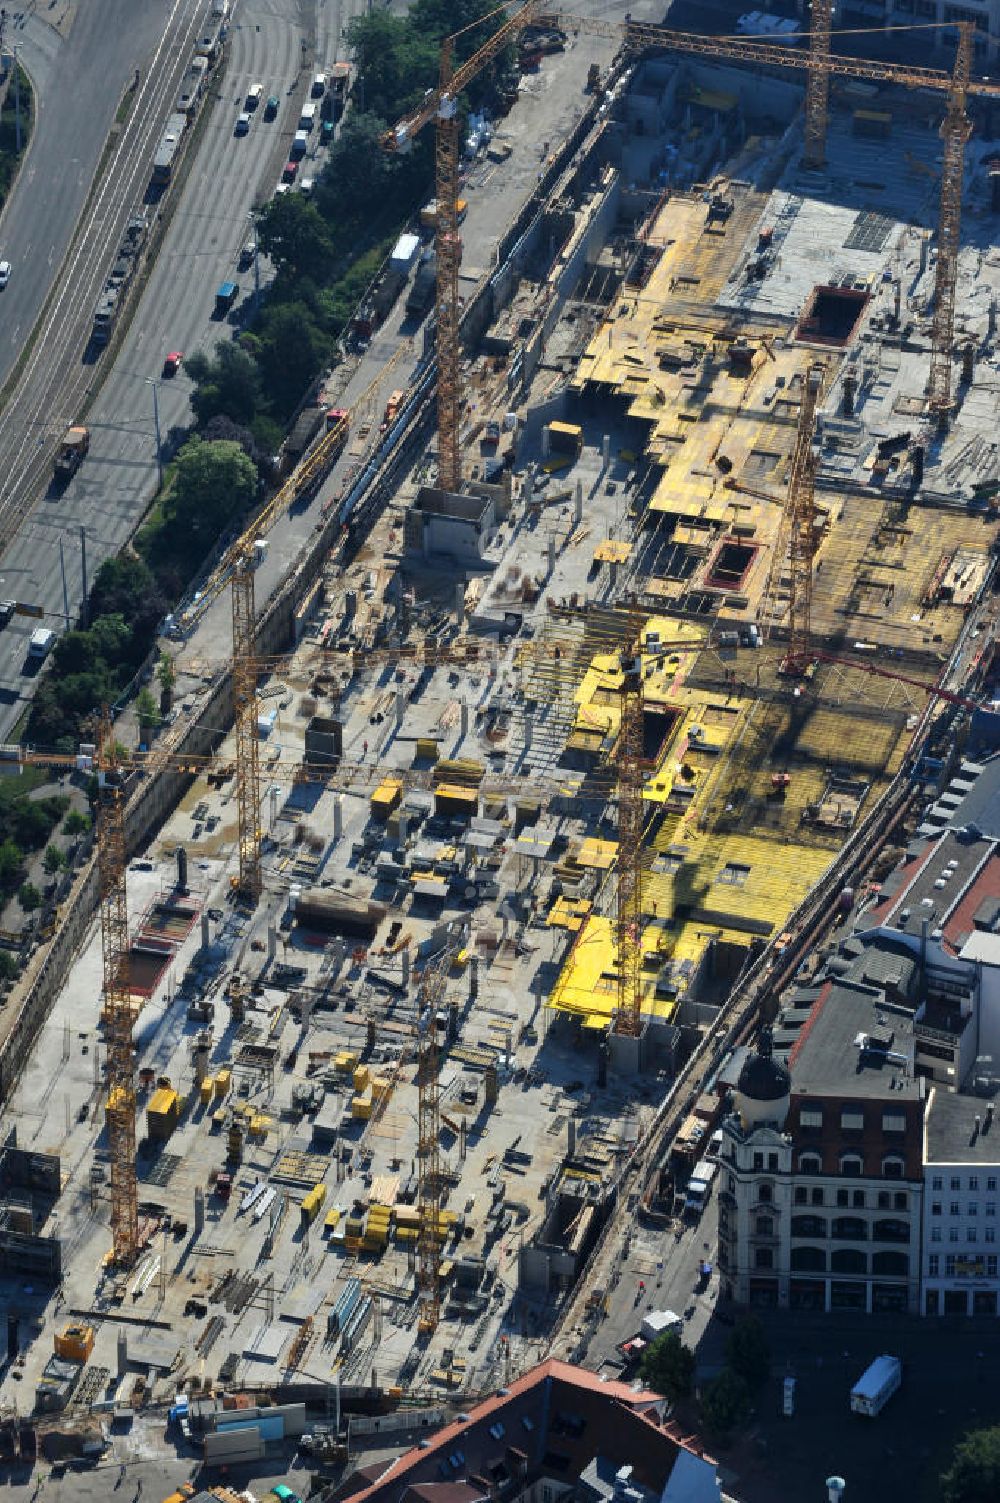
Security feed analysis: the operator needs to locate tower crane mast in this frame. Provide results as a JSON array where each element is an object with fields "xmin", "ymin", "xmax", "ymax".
[
  {"xmin": 786, "ymin": 361, "xmax": 826, "ymax": 669},
  {"xmin": 95, "ymin": 713, "xmax": 138, "ymax": 1267},
  {"xmin": 927, "ymin": 24, "xmax": 972, "ymax": 419}
]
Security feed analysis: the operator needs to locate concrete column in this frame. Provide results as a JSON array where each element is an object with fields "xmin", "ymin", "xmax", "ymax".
[
  {"xmin": 201, "ymin": 912, "xmax": 211, "ymax": 949},
  {"xmin": 333, "ymin": 795, "xmax": 343, "ymax": 842},
  {"xmin": 574, "ymin": 481, "xmax": 583, "ymax": 522},
  {"xmin": 194, "ymin": 1187, "xmax": 205, "ymax": 1235},
  {"xmin": 267, "ymin": 925, "xmax": 277, "ymax": 960},
  {"xmin": 547, "ymin": 534, "xmax": 556, "ymax": 575},
  {"xmin": 524, "ymin": 714, "xmax": 534, "ymax": 750},
  {"xmin": 398, "ymin": 812, "xmax": 408, "ymax": 845},
  {"xmin": 541, "ymin": 425, "xmax": 551, "ymax": 459},
  {"xmin": 455, "ymin": 581, "xmax": 465, "ymax": 621},
  {"xmin": 602, "ymin": 434, "xmax": 611, "ymax": 467},
  {"xmin": 117, "ymin": 1330, "xmax": 128, "ymax": 1377},
  {"xmin": 395, "ymin": 690, "xmax": 405, "ymax": 728},
  {"xmin": 460, "ymin": 701, "xmax": 470, "ymax": 740},
  {"xmin": 401, "ymin": 946, "xmax": 411, "ymax": 989}
]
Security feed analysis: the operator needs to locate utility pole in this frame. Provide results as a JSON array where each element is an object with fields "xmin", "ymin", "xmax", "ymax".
[
  {"xmin": 145, "ymin": 378, "xmax": 162, "ymax": 487},
  {"xmin": 13, "ymin": 46, "xmax": 21, "ymax": 156},
  {"xmin": 80, "ymin": 526, "xmax": 89, "ymax": 626},
  {"xmin": 58, "ymin": 539, "xmax": 70, "ymax": 625}
]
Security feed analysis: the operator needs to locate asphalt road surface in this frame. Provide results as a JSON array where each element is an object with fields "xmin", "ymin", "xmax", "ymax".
[
  {"xmin": 0, "ymin": 0, "xmax": 332, "ymax": 737},
  {"xmin": 0, "ymin": 0, "xmax": 176, "ymax": 390}
]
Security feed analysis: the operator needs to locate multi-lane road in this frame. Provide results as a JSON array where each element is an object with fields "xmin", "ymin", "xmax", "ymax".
[
  {"xmin": 0, "ymin": 0, "xmax": 653, "ymax": 743},
  {"xmin": 0, "ymin": 0, "xmax": 371, "ymax": 737}
]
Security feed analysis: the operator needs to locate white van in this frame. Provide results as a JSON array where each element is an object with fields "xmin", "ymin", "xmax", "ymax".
[
  {"xmin": 298, "ymin": 102, "xmax": 317, "ymax": 132},
  {"xmin": 246, "ymin": 83, "xmax": 264, "ymax": 110},
  {"xmin": 311, "ymin": 73, "xmax": 327, "ymax": 99},
  {"xmin": 28, "ymin": 628, "xmax": 55, "ymax": 659}
]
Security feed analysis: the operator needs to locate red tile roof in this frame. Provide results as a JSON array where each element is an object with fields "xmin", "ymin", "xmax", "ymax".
[{"xmin": 336, "ymin": 1359, "xmax": 691, "ymax": 1503}]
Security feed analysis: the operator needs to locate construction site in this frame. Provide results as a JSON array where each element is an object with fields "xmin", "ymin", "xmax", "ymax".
[{"xmin": 2, "ymin": 4, "xmax": 1000, "ymax": 1491}]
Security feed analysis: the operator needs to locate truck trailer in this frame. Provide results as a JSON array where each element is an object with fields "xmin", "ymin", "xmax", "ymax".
[{"xmin": 850, "ymin": 1355, "xmax": 901, "ymax": 1416}]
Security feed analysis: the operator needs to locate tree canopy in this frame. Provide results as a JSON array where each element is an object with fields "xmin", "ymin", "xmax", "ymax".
[
  {"xmin": 185, "ymin": 342, "xmax": 264, "ymax": 430},
  {"xmin": 162, "ymin": 437, "xmax": 258, "ymax": 556},
  {"xmin": 255, "ymin": 193, "xmax": 334, "ymax": 281},
  {"xmin": 725, "ymin": 1316, "xmax": 771, "ymax": 1391},
  {"xmin": 638, "ymin": 1331, "xmax": 696, "ymax": 1404},
  {"xmin": 942, "ymin": 1427, "xmax": 1000, "ymax": 1503},
  {"xmin": 700, "ymin": 1369, "xmax": 751, "ymax": 1439}
]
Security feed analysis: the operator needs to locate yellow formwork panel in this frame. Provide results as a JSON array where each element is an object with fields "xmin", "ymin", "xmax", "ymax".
[{"xmin": 546, "ymin": 915, "xmax": 677, "ymax": 1026}]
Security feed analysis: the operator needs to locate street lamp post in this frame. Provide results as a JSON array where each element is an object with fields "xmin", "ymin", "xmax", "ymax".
[
  {"xmin": 13, "ymin": 46, "xmax": 22, "ymax": 155},
  {"xmin": 145, "ymin": 378, "xmax": 162, "ymax": 487},
  {"xmin": 249, "ymin": 210, "xmax": 260, "ymax": 313}
]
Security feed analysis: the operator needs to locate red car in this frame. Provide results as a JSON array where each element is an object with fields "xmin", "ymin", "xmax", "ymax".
[
  {"xmin": 282, "ymin": 159, "xmax": 298, "ymax": 183},
  {"xmin": 162, "ymin": 351, "xmax": 183, "ymax": 377}
]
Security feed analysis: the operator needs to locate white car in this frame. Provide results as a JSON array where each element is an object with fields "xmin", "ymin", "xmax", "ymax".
[{"xmin": 0, "ymin": 262, "xmax": 10, "ymax": 289}]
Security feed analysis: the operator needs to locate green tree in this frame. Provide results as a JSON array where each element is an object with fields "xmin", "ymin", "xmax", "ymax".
[
  {"xmin": 942, "ymin": 1427, "xmax": 1000, "ymax": 1503},
  {"xmin": 136, "ymin": 687, "xmax": 159, "ymax": 732},
  {"xmin": 0, "ymin": 952, "xmax": 18, "ymax": 982},
  {"xmin": 162, "ymin": 438, "xmax": 258, "ymax": 556},
  {"xmin": 186, "ymin": 341, "xmax": 265, "ymax": 429},
  {"xmin": 345, "ymin": 13, "xmax": 437, "ymax": 121},
  {"xmin": 321, "ymin": 112, "xmax": 401, "ymax": 218},
  {"xmin": 63, "ymin": 809, "xmax": 91, "ymax": 837},
  {"xmin": 254, "ymin": 304, "xmax": 332, "ymax": 419},
  {"xmin": 0, "ymin": 839, "xmax": 24, "ymax": 889},
  {"xmin": 17, "ymin": 882, "xmax": 41, "ymax": 912},
  {"xmin": 157, "ymin": 652, "xmax": 176, "ymax": 713},
  {"xmin": 43, "ymin": 845, "xmax": 65, "ymax": 876},
  {"xmin": 725, "ymin": 1315, "xmax": 771, "ymax": 1390},
  {"xmin": 638, "ymin": 1331, "xmax": 696, "ymax": 1403},
  {"xmin": 700, "ymin": 1369, "xmax": 751, "ymax": 1440},
  {"xmin": 89, "ymin": 613, "xmax": 132, "ymax": 666},
  {"xmin": 89, "ymin": 556, "xmax": 167, "ymax": 660},
  {"xmin": 255, "ymin": 194, "xmax": 334, "ymax": 281}
]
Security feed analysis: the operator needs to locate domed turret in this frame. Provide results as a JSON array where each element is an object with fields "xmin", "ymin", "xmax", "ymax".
[{"xmin": 735, "ymin": 1027, "xmax": 791, "ymax": 1130}]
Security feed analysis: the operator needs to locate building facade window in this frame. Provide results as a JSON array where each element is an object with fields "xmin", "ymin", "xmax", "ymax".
[
  {"xmin": 794, "ymin": 1187, "xmax": 807, "ymax": 1206},
  {"xmin": 894, "ymin": 1192, "xmax": 908, "ymax": 1212},
  {"xmin": 800, "ymin": 1108, "xmax": 823, "ymax": 1129},
  {"xmin": 873, "ymin": 1218, "xmax": 910, "ymax": 1244},
  {"xmin": 986, "ymin": 1227, "xmax": 996, "ymax": 1244},
  {"xmin": 800, "ymin": 1152, "xmax": 822, "ymax": 1174},
  {"xmin": 970, "ymin": 1176, "xmax": 979, "ymax": 1191},
  {"xmin": 932, "ymin": 1202, "xmax": 942, "ymax": 1216},
  {"xmin": 929, "ymin": 1254, "xmax": 939, "ymax": 1277},
  {"xmin": 841, "ymin": 1110, "xmax": 865, "ymax": 1133},
  {"xmin": 754, "ymin": 1247, "xmax": 773, "ymax": 1270},
  {"xmin": 882, "ymin": 1156, "xmax": 904, "ymax": 1179},
  {"xmin": 949, "ymin": 1228, "xmax": 960, "ymax": 1243},
  {"xmin": 790, "ymin": 1246, "xmax": 825, "ymax": 1272},
  {"xmin": 812, "ymin": 1187, "xmax": 824, "ymax": 1206},
  {"xmin": 872, "ymin": 1250, "xmax": 908, "ymax": 1276},
  {"xmin": 988, "ymin": 1177, "xmax": 997, "ymax": 1192},
  {"xmin": 931, "ymin": 1227, "xmax": 942, "ymax": 1242},
  {"xmin": 882, "ymin": 1111, "xmax": 906, "ymax": 1135},
  {"xmin": 932, "ymin": 1176, "xmax": 943, "ymax": 1191},
  {"xmin": 840, "ymin": 1154, "xmax": 863, "ymax": 1177},
  {"xmin": 755, "ymin": 1216, "xmax": 774, "ymax": 1237},
  {"xmin": 833, "ymin": 1216, "xmax": 867, "ymax": 1241},
  {"xmin": 791, "ymin": 1215, "xmax": 826, "ymax": 1238}
]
